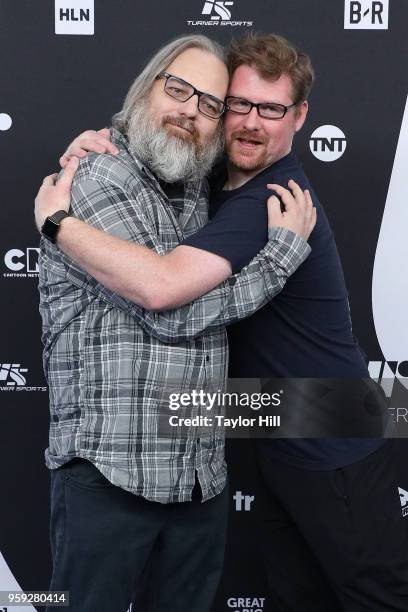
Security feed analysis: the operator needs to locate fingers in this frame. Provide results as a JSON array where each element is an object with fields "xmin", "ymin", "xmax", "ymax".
[
  {"xmin": 96, "ymin": 128, "xmax": 118, "ymax": 154},
  {"xmin": 267, "ymin": 183, "xmax": 296, "ymax": 212},
  {"xmin": 57, "ymin": 157, "xmax": 79, "ymax": 191},
  {"xmin": 59, "ymin": 154, "xmax": 69, "ymax": 169},
  {"xmin": 310, "ymin": 206, "xmax": 317, "ymax": 231},
  {"xmin": 267, "ymin": 195, "xmax": 283, "ymax": 228},
  {"xmin": 42, "ymin": 173, "xmax": 59, "ymax": 187}
]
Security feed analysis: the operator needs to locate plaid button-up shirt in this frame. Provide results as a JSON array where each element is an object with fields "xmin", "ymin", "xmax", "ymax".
[{"xmin": 39, "ymin": 129, "xmax": 310, "ymax": 503}]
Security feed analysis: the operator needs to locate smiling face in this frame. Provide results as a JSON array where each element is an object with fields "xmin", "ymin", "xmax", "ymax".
[
  {"xmin": 224, "ymin": 64, "xmax": 308, "ymax": 178},
  {"xmin": 148, "ymin": 47, "xmax": 229, "ymax": 149},
  {"xmin": 127, "ymin": 46, "xmax": 228, "ymax": 182}
]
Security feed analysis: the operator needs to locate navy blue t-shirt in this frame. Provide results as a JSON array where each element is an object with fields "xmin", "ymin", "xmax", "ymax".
[{"xmin": 181, "ymin": 152, "xmax": 384, "ymax": 469}]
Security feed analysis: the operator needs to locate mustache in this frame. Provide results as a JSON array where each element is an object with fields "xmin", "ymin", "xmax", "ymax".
[
  {"xmin": 162, "ymin": 115, "xmax": 200, "ymax": 145},
  {"xmin": 230, "ymin": 129, "xmax": 267, "ymax": 145}
]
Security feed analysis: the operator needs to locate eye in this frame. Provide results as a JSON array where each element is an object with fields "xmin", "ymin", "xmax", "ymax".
[
  {"xmin": 202, "ymin": 100, "xmax": 218, "ymax": 113},
  {"xmin": 167, "ymin": 85, "xmax": 189, "ymax": 96},
  {"xmin": 230, "ymin": 98, "xmax": 249, "ymax": 108},
  {"xmin": 261, "ymin": 103, "xmax": 285, "ymax": 116}
]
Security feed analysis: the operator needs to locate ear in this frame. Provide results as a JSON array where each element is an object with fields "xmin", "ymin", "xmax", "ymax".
[{"xmin": 294, "ymin": 100, "xmax": 308, "ymax": 133}]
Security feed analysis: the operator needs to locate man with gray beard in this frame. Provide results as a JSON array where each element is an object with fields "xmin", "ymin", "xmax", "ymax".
[{"xmin": 36, "ymin": 34, "xmax": 314, "ymax": 612}]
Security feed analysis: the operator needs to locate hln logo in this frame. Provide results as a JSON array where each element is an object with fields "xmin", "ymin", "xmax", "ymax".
[
  {"xmin": 202, "ymin": 1, "xmax": 234, "ymax": 21},
  {"xmin": 55, "ymin": 0, "xmax": 94, "ymax": 35},
  {"xmin": 344, "ymin": 0, "xmax": 389, "ymax": 29},
  {"xmin": 309, "ymin": 125, "xmax": 347, "ymax": 162}
]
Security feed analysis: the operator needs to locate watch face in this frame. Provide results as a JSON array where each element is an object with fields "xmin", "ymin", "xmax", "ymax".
[
  {"xmin": 41, "ymin": 211, "xmax": 68, "ymax": 243},
  {"xmin": 41, "ymin": 217, "xmax": 59, "ymax": 243}
]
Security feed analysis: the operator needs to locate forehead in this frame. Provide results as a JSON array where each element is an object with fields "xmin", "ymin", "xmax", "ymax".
[
  {"xmin": 165, "ymin": 47, "xmax": 229, "ymax": 100},
  {"xmin": 228, "ymin": 64, "xmax": 294, "ymax": 103}
]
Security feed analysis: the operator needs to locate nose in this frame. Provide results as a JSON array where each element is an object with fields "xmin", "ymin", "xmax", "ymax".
[
  {"xmin": 177, "ymin": 94, "xmax": 199, "ymax": 119},
  {"xmin": 242, "ymin": 105, "xmax": 261, "ymax": 130}
]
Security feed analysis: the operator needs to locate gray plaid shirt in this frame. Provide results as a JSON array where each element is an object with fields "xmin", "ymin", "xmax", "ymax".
[{"xmin": 39, "ymin": 128, "xmax": 310, "ymax": 503}]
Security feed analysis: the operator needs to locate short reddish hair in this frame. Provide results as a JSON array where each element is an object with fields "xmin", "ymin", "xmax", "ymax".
[{"xmin": 227, "ymin": 33, "xmax": 315, "ymax": 103}]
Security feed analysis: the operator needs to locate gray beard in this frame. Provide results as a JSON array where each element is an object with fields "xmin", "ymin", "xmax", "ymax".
[{"xmin": 127, "ymin": 101, "xmax": 224, "ymax": 183}]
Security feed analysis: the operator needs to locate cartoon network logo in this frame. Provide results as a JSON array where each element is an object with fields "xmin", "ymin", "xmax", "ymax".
[
  {"xmin": 3, "ymin": 248, "xmax": 39, "ymax": 278},
  {"xmin": 227, "ymin": 597, "xmax": 265, "ymax": 612},
  {"xmin": 187, "ymin": 0, "xmax": 253, "ymax": 27},
  {"xmin": 309, "ymin": 125, "xmax": 347, "ymax": 162},
  {"xmin": 55, "ymin": 0, "xmax": 94, "ymax": 35},
  {"xmin": 344, "ymin": 0, "xmax": 389, "ymax": 29},
  {"xmin": 0, "ymin": 364, "xmax": 47, "ymax": 393}
]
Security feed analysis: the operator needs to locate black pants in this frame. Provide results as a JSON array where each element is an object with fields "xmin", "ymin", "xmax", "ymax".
[
  {"xmin": 46, "ymin": 458, "xmax": 228, "ymax": 612},
  {"xmin": 255, "ymin": 440, "xmax": 408, "ymax": 612}
]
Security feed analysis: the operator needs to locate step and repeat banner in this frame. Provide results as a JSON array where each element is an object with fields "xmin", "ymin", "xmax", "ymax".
[{"xmin": 1, "ymin": 1, "xmax": 408, "ymax": 611}]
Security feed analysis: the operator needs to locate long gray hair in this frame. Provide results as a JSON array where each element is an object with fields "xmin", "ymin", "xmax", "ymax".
[{"xmin": 112, "ymin": 35, "xmax": 226, "ymax": 134}]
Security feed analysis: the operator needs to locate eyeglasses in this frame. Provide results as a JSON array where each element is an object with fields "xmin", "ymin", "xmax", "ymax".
[
  {"xmin": 225, "ymin": 96, "xmax": 299, "ymax": 120},
  {"xmin": 157, "ymin": 72, "xmax": 227, "ymax": 119}
]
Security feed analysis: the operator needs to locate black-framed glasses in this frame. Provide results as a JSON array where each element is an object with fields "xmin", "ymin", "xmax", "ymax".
[
  {"xmin": 157, "ymin": 72, "xmax": 227, "ymax": 119},
  {"xmin": 225, "ymin": 96, "xmax": 299, "ymax": 120}
]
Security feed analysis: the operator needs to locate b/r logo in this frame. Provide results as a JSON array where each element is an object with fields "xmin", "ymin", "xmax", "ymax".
[
  {"xmin": 309, "ymin": 125, "xmax": 347, "ymax": 162},
  {"xmin": 344, "ymin": 0, "xmax": 389, "ymax": 29},
  {"xmin": 202, "ymin": 0, "xmax": 234, "ymax": 20},
  {"xmin": 0, "ymin": 364, "xmax": 28, "ymax": 387}
]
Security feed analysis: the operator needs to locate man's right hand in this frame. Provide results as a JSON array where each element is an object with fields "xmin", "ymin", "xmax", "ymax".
[
  {"xmin": 60, "ymin": 128, "xmax": 119, "ymax": 168},
  {"xmin": 267, "ymin": 180, "xmax": 317, "ymax": 241}
]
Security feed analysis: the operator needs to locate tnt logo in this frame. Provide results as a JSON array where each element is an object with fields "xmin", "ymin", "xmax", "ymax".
[
  {"xmin": 344, "ymin": 0, "xmax": 388, "ymax": 29},
  {"xmin": 55, "ymin": 0, "xmax": 94, "ymax": 35},
  {"xmin": 309, "ymin": 125, "xmax": 347, "ymax": 162},
  {"xmin": 0, "ymin": 364, "xmax": 28, "ymax": 387},
  {"xmin": 0, "ymin": 114, "xmax": 12, "ymax": 131},
  {"xmin": 3, "ymin": 248, "xmax": 39, "ymax": 277},
  {"xmin": 233, "ymin": 491, "xmax": 254, "ymax": 511},
  {"xmin": 398, "ymin": 487, "xmax": 408, "ymax": 518},
  {"xmin": 202, "ymin": 0, "xmax": 233, "ymax": 20}
]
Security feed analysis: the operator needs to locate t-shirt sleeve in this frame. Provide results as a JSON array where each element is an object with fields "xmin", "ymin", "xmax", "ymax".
[{"xmin": 180, "ymin": 190, "xmax": 269, "ymax": 274}]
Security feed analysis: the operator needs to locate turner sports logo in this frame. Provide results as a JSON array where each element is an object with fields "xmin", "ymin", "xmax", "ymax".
[
  {"xmin": 0, "ymin": 364, "xmax": 47, "ymax": 393},
  {"xmin": 344, "ymin": 0, "xmax": 389, "ymax": 29},
  {"xmin": 55, "ymin": 0, "xmax": 94, "ymax": 35},
  {"xmin": 187, "ymin": 0, "xmax": 253, "ymax": 27},
  {"xmin": 227, "ymin": 597, "xmax": 265, "ymax": 612},
  {"xmin": 3, "ymin": 248, "xmax": 39, "ymax": 278},
  {"xmin": 398, "ymin": 487, "xmax": 408, "ymax": 518}
]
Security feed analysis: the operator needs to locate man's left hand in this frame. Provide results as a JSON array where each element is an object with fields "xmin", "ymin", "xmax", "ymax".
[{"xmin": 34, "ymin": 156, "xmax": 79, "ymax": 232}]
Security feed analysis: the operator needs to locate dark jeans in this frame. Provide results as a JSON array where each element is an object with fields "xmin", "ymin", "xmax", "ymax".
[
  {"xmin": 46, "ymin": 458, "xmax": 228, "ymax": 612},
  {"xmin": 255, "ymin": 440, "xmax": 408, "ymax": 612}
]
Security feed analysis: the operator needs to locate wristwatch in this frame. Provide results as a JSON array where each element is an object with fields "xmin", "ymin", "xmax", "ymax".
[{"xmin": 41, "ymin": 210, "xmax": 69, "ymax": 244}]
